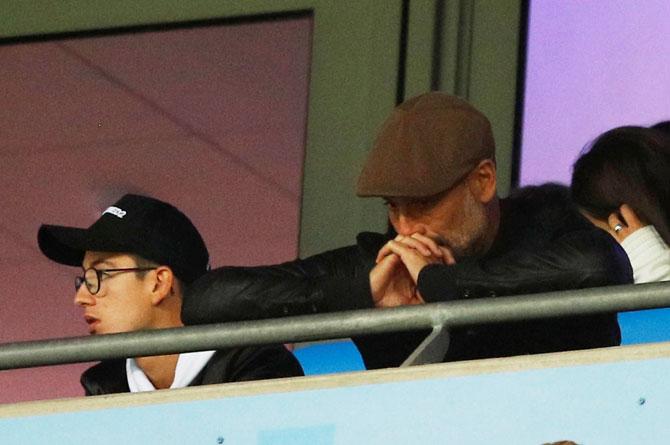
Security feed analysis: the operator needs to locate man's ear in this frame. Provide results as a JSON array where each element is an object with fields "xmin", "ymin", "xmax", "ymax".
[
  {"xmin": 150, "ymin": 266, "xmax": 175, "ymax": 306},
  {"xmin": 468, "ymin": 159, "xmax": 497, "ymax": 203}
]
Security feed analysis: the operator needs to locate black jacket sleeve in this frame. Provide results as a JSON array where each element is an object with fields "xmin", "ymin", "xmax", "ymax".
[
  {"xmin": 417, "ymin": 228, "xmax": 633, "ymax": 302},
  {"xmin": 182, "ymin": 233, "xmax": 386, "ymax": 325}
]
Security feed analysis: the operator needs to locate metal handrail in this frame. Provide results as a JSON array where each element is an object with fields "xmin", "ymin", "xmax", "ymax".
[{"xmin": 1, "ymin": 281, "xmax": 670, "ymax": 371}]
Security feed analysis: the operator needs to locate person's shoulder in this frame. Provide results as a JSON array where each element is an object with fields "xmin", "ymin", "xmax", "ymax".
[
  {"xmin": 199, "ymin": 346, "xmax": 304, "ymax": 383},
  {"xmin": 506, "ymin": 183, "xmax": 572, "ymax": 214},
  {"xmin": 289, "ymin": 231, "xmax": 387, "ymax": 275},
  {"xmin": 212, "ymin": 344, "xmax": 300, "ymax": 368},
  {"xmin": 356, "ymin": 231, "xmax": 390, "ymax": 254},
  {"xmin": 502, "ymin": 184, "xmax": 632, "ymax": 285},
  {"xmin": 82, "ymin": 359, "xmax": 125, "ymax": 378},
  {"xmin": 505, "ymin": 183, "xmax": 588, "ymax": 232}
]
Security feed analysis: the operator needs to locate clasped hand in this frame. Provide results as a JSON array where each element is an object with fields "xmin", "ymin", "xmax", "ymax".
[
  {"xmin": 370, "ymin": 232, "xmax": 455, "ymax": 308},
  {"xmin": 606, "ymin": 204, "xmax": 646, "ymax": 242}
]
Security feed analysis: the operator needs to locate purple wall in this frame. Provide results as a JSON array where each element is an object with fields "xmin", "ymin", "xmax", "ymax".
[
  {"xmin": 519, "ymin": 0, "xmax": 670, "ymax": 186},
  {"xmin": 0, "ymin": 17, "xmax": 312, "ymax": 403}
]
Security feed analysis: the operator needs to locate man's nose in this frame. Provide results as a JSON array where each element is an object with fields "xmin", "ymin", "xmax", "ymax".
[
  {"xmin": 393, "ymin": 214, "xmax": 424, "ymax": 236},
  {"xmin": 74, "ymin": 285, "xmax": 95, "ymax": 307}
]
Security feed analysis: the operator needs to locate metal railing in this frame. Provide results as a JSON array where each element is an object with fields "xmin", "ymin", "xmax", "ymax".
[{"xmin": 2, "ymin": 281, "xmax": 670, "ymax": 371}]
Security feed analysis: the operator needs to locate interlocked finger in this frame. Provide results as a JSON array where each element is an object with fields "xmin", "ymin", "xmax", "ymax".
[{"xmin": 394, "ymin": 234, "xmax": 435, "ymax": 257}]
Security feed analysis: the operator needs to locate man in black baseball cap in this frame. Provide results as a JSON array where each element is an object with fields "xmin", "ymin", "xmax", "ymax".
[
  {"xmin": 39, "ymin": 194, "xmax": 210, "ymax": 285},
  {"xmin": 39, "ymin": 194, "xmax": 302, "ymax": 395}
]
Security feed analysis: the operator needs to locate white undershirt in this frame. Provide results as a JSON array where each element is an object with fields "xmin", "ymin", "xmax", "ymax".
[
  {"xmin": 126, "ymin": 350, "xmax": 217, "ymax": 392},
  {"xmin": 620, "ymin": 225, "xmax": 670, "ymax": 284}
]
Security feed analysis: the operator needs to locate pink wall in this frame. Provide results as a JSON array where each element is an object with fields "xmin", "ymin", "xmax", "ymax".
[
  {"xmin": 519, "ymin": 0, "xmax": 670, "ymax": 186},
  {"xmin": 0, "ymin": 17, "xmax": 312, "ymax": 403}
]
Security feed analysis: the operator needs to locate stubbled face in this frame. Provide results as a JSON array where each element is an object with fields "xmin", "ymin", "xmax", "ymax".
[
  {"xmin": 74, "ymin": 251, "xmax": 155, "ymax": 335},
  {"xmin": 385, "ymin": 181, "xmax": 489, "ymax": 259}
]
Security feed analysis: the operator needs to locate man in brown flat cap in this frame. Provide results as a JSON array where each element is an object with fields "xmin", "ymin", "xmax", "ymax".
[
  {"xmin": 183, "ymin": 92, "xmax": 631, "ymax": 368},
  {"xmin": 358, "ymin": 93, "xmax": 501, "ymax": 310}
]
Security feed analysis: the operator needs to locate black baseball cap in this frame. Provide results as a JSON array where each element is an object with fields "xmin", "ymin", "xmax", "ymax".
[{"xmin": 38, "ymin": 194, "xmax": 209, "ymax": 283}]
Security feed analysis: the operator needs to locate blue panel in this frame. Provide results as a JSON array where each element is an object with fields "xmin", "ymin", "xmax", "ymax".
[
  {"xmin": 258, "ymin": 424, "xmax": 335, "ymax": 445},
  {"xmin": 292, "ymin": 312, "xmax": 670, "ymax": 374},
  {"xmin": 293, "ymin": 340, "xmax": 366, "ymax": 375},
  {"xmin": 3, "ymin": 356, "xmax": 670, "ymax": 443},
  {"xmin": 619, "ymin": 308, "xmax": 670, "ymax": 345}
]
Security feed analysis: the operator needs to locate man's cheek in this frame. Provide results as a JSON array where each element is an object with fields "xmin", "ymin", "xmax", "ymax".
[{"xmin": 423, "ymin": 229, "xmax": 449, "ymax": 247}]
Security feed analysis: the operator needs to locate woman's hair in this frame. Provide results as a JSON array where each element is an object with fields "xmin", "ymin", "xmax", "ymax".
[
  {"xmin": 652, "ymin": 120, "xmax": 670, "ymax": 134},
  {"xmin": 571, "ymin": 125, "xmax": 670, "ymax": 244}
]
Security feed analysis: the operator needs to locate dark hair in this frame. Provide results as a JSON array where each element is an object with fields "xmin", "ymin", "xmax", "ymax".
[
  {"xmin": 128, "ymin": 253, "xmax": 187, "ymax": 294},
  {"xmin": 130, "ymin": 253, "xmax": 159, "ymax": 277},
  {"xmin": 652, "ymin": 120, "xmax": 670, "ymax": 135},
  {"xmin": 571, "ymin": 126, "xmax": 670, "ymax": 244}
]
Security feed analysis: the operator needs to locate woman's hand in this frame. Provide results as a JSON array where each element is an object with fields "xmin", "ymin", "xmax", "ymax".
[{"xmin": 607, "ymin": 204, "xmax": 646, "ymax": 242}]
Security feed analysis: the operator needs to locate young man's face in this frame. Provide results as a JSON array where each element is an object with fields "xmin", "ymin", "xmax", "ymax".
[{"xmin": 74, "ymin": 251, "xmax": 155, "ymax": 335}]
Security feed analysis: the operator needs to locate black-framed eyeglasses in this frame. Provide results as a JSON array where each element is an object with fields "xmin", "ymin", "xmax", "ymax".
[{"xmin": 75, "ymin": 267, "xmax": 156, "ymax": 295}]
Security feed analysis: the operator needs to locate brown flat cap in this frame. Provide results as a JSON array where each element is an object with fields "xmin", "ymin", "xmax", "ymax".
[{"xmin": 356, "ymin": 92, "xmax": 495, "ymax": 198}]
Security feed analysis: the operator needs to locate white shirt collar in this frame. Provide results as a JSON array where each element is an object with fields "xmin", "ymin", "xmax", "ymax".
[{"xmin": 126, "ymin": 350, "xmax": 217, "ymax": 392}]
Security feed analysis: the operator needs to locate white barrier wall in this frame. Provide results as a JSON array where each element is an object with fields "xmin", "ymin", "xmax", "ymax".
[{"xmin": 1, "ymin": 342, "xmax": 669, "ymax": 444}]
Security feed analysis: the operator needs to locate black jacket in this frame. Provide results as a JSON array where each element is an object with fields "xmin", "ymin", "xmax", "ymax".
[
  {"xmin": 81, "ymin": 345, "xmax": 304, "ymax": 396},
  {"xmin": 182, "ymin": 184, "xmax": 632, "ymax": 368}
]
